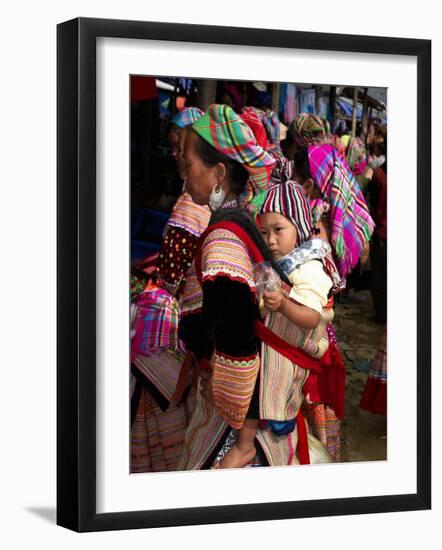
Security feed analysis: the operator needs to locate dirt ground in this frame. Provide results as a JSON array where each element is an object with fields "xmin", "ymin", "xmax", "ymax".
[{"xmin": 333, "ymin": 289, "xmax": 387, "ymax": 462}]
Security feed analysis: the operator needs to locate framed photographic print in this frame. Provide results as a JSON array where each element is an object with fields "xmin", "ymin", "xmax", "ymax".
[{"xmin": 57, "ymin": 17, "xmax": 431, "ymax": 532}]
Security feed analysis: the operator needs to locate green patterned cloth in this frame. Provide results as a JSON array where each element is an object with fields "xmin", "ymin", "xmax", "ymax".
[{"xmin": 192, "ymin": 104, "xmax": 275, "ymax": 212}]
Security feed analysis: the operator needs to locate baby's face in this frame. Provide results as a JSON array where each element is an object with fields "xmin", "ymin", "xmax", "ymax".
[{"xmin": 258, "ymin": 212, "xmax": 298, "ymax": 259}]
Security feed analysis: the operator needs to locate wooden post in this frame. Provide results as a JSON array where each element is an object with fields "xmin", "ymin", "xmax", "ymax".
[
  {"xmin": 329, "ymin": 85, "xmax": 337, "ymax": 132},
  {"xmin": 351, "ymin": 87, "xmax": 358, "ymax": 136},
  {"xmin": 315, "ymin": 85, "xmax": 321, "ymax": 115},
  {"xmin": 361, "ymin": 87, "xmax": 369, "ymax": 140},
  {"xmin": 272, "ymin": 82, "xmax": 280, "ymax": 113},
  {"xmin": 196, "ymin": 79, "xmax": 217, "ymax": 110}
]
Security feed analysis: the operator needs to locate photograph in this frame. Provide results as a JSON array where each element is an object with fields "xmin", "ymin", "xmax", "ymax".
[
  {"xmin": 56, "ymin": 16, "xmax": 431, "ymax": 531},
  {"xmin": 1, "ymin": 0, "xmax": 437, "ymax": 544},
  {"xmin": 129, "ymin": 75, "xmax": 388, "ymax": 473}
]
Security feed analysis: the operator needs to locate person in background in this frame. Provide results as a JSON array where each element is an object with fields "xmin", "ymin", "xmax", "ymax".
[
  {"xmin": 130, "ymin": 107, "xmax": 211, "ymax": 473},
  {"xmin": 345, "ymin": 136, "xmax": 373, "ymax": 192},
  {"xmin": 367, "ymin": 139, "xmax": 387, "ymax": 324},
  {"xmin": 283, "ymin": 113, "xmax": 346, "ymax": 162},
  {"xmin": 246, "ymin": 91, "xmax": 283, "ymax": 155},
  {"xmin": 291, "ymin": 143, "xmax": 374, "ymax": 460}
]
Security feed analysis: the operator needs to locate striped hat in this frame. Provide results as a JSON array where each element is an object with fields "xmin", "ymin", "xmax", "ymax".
[
  {"xmin": 192, "ymin": 104, "xmax": 276, "ymax": 211},
  {"xmin": 171, "ymin": 106, "xmax": 204, "ymax": 128},
  {"xmin": 259, "ymin": 180, "xmax": 313, "ymax": 246}
]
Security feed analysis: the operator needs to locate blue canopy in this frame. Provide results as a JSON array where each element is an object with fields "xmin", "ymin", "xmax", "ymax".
[{"xmin": 336, "ymin": 97, "xmax": 363, "ymax": 120}]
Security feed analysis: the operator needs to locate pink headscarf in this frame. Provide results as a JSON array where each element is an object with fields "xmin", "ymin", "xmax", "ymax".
[{"xmin": 308, "ymin": 145, "xmax": 374, "ymax": 279}]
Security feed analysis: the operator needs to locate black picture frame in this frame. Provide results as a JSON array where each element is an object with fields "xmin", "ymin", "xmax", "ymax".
[{"xmin": 57, "ymin": 17, "xmax": 431, "ymax": 532}]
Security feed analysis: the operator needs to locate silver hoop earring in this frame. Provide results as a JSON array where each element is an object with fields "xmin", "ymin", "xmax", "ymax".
[{"xmin": 209, "ymin": 183, "xmax": 225, "ymax": 211}]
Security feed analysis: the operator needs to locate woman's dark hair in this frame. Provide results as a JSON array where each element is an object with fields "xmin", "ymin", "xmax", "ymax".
[
  {"xmin": 192, "ymin": 130, "xmax": 249, "ymax": 194},
  {"xmin": 293, "ymin": 146, "xmax": 313, "ymax": 182}
]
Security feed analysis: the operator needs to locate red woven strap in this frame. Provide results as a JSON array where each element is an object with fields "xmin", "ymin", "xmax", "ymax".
[
  {"xmin": 195, "ymin": 220, "xmax": 323, "ymax": 375},
  {"xmin": 255, "ymin": 320, "xmax": 323, "ymax": 373},
  {"xmin": 296, "ymin": 408, "xmax": 310, "ymax": 465}
]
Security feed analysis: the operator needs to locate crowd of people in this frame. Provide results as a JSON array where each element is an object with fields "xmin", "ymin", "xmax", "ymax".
[{"xmin": 129, "ymin": 93, "xmax": 388, "ymax": 473}]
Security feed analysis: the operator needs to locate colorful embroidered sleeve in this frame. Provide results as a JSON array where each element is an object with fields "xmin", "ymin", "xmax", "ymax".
[
  {"xmin": 200, "ymin": 228, "xmax": 256, "ymax": 291},
  {"xmin": 203, "ymin": 277, "xmax": 260, "ymax": 429},
  {"xmin": 199, "ymin": 229, "xmax": 260, "ymax": 429}
]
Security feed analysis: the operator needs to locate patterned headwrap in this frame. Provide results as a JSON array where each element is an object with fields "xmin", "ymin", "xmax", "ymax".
[
  {"xmin": 345, "ymin": 137, "xmax": 368, "ymax": 176},
  {"xmin": 290, "ymin": 113, "xmax": 330, "ymax": 146},
  {"xmin": 264, "ymin": 110, "xmax": 281, "ymax": 144},
  {"xmin": 259, "ymin": 180, "xmax": 313, "ymax": 246},
  {"xmin": 240, "ymin": 107, "xmax": 269, "ymax": 151},
  {"xmin": 242, "ymin": 106, "xmax": 294, "ymax": 194},
  {"xmin": 171, "ymin": 106, "xmax": 204, "ymax": 128},
  {"xmin": 242, "ymin": 106, "xmax": 281, "ymax": 150},
  {"xmin": 308, "ymin": 144, "xmax": 374, "ymax": 278},
  {"xmin": 192, "ymin": 104, "xmax": 276, "ymax": 212}
]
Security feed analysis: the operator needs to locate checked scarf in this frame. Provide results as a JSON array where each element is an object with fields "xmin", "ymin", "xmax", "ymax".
[
  {"xmin": 192, "ymin": 104, "xmax": 276, "ymax": 213},
  {"xmin": 171, "ymin": 106, "xmax": 204, "ymax": 128},
  {"xmin": 308, "ymin": 144, "xmax": 374, "ymax": 279},
  {"xmin": 290, "ymin": 113, "xmax": 330, "ymax": 146}
]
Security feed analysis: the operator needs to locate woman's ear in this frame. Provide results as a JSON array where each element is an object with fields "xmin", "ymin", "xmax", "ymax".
[
  {"xmin": 304, "ymin": 177, "xmax": 323, "ymax": 199},
  {"xmin": 215, "ymin": 162, "xmax": 227, "ymax": 184},
  {"xmin": 303, "ymin": 177, "xmax": 315, "ymax": 198}
]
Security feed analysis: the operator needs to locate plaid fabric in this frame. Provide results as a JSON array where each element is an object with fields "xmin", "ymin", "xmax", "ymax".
[
  {"xmin": 131, "ymin": 287, "xmax": 183, "ymax": 358},
  {"xmin": 290, "ymin": 113, "xmax": 330, "ymax": 146},
  {"xmin": 346, "ymin": 136, "xmax": 368, "ymax": 176},
  {"xmin": 259, "ymin": 180, "xmax": 313, "ymax": 246},
  {"xmin": 171, "ymin": 106, "xmax": 204, "ymax": 128},
  {"xmin": 242, "ymin": 106, "xmax": 280, "ymax": 145},
  {"xmin": 264, "ymin": 109, "xmax": 281, "ymax": 143},
  {"xmin": 241, "ymin": 107, "xmax": 269, "ymax": 150},
  {"xmin": 192, "ymin": 104, "xmax": 275, "ymax": 212},
  {"xmin": 308, "ymin": 144, "xmax": 375, "ymax": 280},
  {"xmin": 130, "ymin": 268, "xmax": 149, "ymax": 302}
]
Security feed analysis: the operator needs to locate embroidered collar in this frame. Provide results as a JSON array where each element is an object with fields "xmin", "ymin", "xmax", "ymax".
[{"xmin": 276, "ymin": 238, "xmax": 331, "ymax": 274}]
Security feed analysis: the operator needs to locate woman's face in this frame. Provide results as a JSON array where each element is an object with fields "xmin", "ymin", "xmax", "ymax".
[
  {"xmin": 258, "ymin": 212, "xmax": 298, "ymax": 259},
  {"xmin": 183, "ymin": 130, "xmax": 219, "ymax": 205},
  {"xmin": 168, "ymin": 126, "xmax": 186, "ymax": 180}
]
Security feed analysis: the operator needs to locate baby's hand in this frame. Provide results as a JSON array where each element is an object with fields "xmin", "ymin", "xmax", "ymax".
[{"xmin": 263, "ymin": 290, "xmax": 284, "ymax": 312}]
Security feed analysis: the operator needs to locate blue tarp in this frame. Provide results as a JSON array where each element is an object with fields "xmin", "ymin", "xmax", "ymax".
[{"xmin": 336, "ymin": 97, "xmax": 363, "ymax": 120}]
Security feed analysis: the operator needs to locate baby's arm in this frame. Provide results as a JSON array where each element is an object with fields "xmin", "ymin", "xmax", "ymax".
[{"xmin": 263, "ymin": 290, "xmax": 320, "ymax": 330}]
